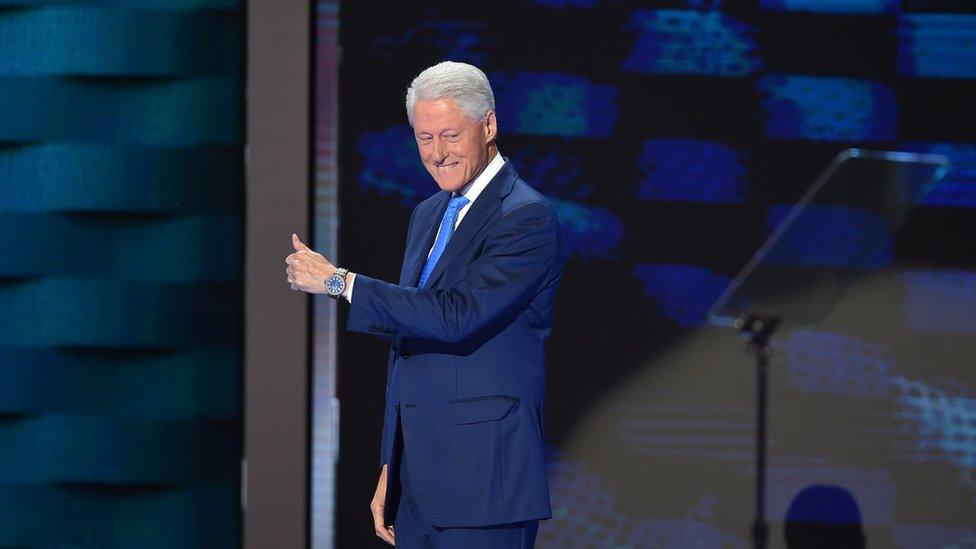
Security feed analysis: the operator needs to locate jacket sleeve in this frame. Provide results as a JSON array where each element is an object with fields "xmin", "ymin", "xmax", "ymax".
[
  {"xmin": 347, "ymin": 201, "xmax": 562, "ymax": 343},
  {"xmin": 378, "ymin": 347, "xmax": 396, "ymax": 468}
]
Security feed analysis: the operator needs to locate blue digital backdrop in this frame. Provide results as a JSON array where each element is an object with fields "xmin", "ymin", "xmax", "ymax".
[{"xmin": 328, "ymin": 1, "xmax": 976, "ymax": 547}]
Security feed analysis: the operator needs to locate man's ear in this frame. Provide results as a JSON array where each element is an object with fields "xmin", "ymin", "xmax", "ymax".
[{"xmin": 484, "ymin": 110, "xmax": 497, "ymax": 144}]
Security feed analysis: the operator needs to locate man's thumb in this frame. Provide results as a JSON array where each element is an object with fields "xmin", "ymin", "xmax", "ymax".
[{"xmin": 292, "ymin": 233, "xmax": 310, "ymax": 252}]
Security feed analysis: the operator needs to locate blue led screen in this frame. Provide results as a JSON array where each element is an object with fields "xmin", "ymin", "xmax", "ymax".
[{"xmin": 328, "ymin": 2, "xmax": 976, "ymax": 547}]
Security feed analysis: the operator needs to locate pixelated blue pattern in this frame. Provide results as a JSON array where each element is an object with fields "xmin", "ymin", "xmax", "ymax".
[
  {"xmin": 636, "ymin": 138, "xmax": 747, "ymax": 203},
  {"xmin": 760, "ymin": 0, "xmax": 896, "ymax": 14},
  {"xmin": 622, "ymin": 10, "xmax": 762, "ymax": 77},
  {"xmin": 508, "ymin": 143, "xmax": 590, "ymax": 200},
  {"xmin": 424, "ymin": 20, "xmax": 487, "ymax": 64},
  {"xmin": 531, "ymin": 0, "xmax": 598, "ymax": 7},
  {"xmin": 369, "ymin": 19, "xmax": 485, "ymax": 64},
  {"xmin": 774, "ymin": 328, "xmax": 976, "ymax": 494},
  {"xmin": 893, "ymin": 526, "xmax": 976, "ymax": 549},
  {"xmin": 763, "ymin": 204, "xmax": 893, "ymax": 267},
  {"xmin": 894, "ymin": 377, "xmax": 976, "ymax": 470},
  {"xmin": 541, "ymin": 452, "xmax": 745, "ymax": 547},
  {"xmin": 899, "ymin": 270, "xmax": 976, "ymax": 334},
  {"xmin": 357, "ymin": 125, "xmax": 433, "ymax": 204},
  {"xmin": 759, "ymin": 74, "xmax": 897, "ymax": 141},
  {"xmin": 778, "ymin": 330, "xmax": 896, "ymax": 398},
  {"xmin": 902, "ymin": 142, "xmax": 976, "ymax": 208},
  {"xmin": 898, "ymin": 14, "xmax": 976, "ymax": 80},
  {"xmin": 490, "ymin": 72, "xmax": 619, "ymax": 137},
  {"xmin": 549, "ymin": 199, "xmax": 622, "ymax": 260},
  {"xmin": 635, "ymin": 264, "xmax": 731, "ymax": 327},
  {"xmin": 777, "ymin": 329, "xmax": 976, "ymax": 475},
  {"xmin": 616, "ymin": 404, "xmax": 754, "ymax": 461}
]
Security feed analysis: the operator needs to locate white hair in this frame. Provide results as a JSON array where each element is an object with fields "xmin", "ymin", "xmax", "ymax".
[{"xmin": 405, "ymin": 61, "xmax": 495, "ymax": 126}]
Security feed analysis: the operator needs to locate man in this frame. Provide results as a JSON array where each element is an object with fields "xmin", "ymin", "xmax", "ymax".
[{"xmin": 285, "ymin": 61, "xmax": 564, "ymax": 548}]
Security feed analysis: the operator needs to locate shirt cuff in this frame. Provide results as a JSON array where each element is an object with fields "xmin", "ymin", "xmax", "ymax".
[{"xmin": 342, "ymin": 272, "xmax": 355, "ymax": 303}]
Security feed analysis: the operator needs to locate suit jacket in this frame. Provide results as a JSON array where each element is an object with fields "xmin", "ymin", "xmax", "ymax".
[{"xmin": 347, "ymin": 158, "xmax": 565, "ymax": 527}]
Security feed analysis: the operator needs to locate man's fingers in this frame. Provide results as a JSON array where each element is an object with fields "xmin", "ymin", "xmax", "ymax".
[
  {"xmin": 381, "ymin": 527, "xmax": 395, "ymax": 545},
  {"xmin": 372, "ymin": 510, "xmax": 394, "ymax": 545},
  {"xmin": 292, "ymin": 233, "xmax": 311, "ymax": 252},
  {"xmin": 375, "ymin": 528, "xmax": 394, "ymax": 545},
  {"xmin": 285, "ymin": 252, "xmax": 317, "ymax": 265}
]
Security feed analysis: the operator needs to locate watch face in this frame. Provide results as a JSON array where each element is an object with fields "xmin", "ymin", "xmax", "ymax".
[{"xmin": 326, "ymin": 275, "xmax": 345, "ymax": 295}]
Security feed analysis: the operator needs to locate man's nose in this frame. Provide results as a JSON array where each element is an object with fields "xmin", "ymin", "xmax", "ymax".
[{"xmin": 433, "ymin": 138, "xmax": 448, "ymax": 161}]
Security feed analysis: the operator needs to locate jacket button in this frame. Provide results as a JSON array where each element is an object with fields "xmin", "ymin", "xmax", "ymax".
[{"xmin": 399, "ymin": 350, "xmax": 411, "ymax": 358}]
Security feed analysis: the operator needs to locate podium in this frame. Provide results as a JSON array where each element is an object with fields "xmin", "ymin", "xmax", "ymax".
[{"xmin": 706, "ymin": 149, "xmax": 950, "ymax": 549}]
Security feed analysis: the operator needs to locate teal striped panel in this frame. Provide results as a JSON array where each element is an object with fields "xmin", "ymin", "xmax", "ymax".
[
  {"xmin": 0, "ymin": 213, "xmax": 241, "ymax": 280},
  {"xmin": 0, "ymin": 0, "xmax": 242, "ymax": 8},
  {"xmin": 0, "ymin": 415, "xmax": 237, "ymax": 484},
  {"xmin": 0, "ymin": 144, "xmax": 241, "ymax": 212},
  {"xmin": 0, "ymin": 348, "xmax": 239, "ymax": 418},
  {"xmin": 0, "ymin": 486, "xmax": 239, "ymax": 547},
  {"xmin": 0, "ymin": 1, "xmax": 243, "ymax": 545},
  {"xmin": 0, "ymin": 76, "xmax": 241, "ymax": 144},
  {"xmin": 0, "ymin": 279, "xmax": 241, "ymax": 347},
  {"xmin": 0, "ymin": 7, "xmax": 242, "ymax": 75}
]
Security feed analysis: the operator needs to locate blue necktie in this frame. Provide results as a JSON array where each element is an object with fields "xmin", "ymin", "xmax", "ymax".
[{"xmin": 419, "ymin": 195, "xmax": 469, "ymax": 287}]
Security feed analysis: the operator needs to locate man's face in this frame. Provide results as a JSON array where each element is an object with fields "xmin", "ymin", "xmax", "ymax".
[{"xmin": 412, "ymin": 99, "xmax": 497, "ymax": 193}]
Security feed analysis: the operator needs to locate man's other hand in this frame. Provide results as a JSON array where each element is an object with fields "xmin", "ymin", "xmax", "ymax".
[
  {"xmin": 284, "ymin": 233, "xmax": 335, "ymax": 293},
  {"xmin": 371, "ymin": 464, "xmax": 395, "ymax": 545}
]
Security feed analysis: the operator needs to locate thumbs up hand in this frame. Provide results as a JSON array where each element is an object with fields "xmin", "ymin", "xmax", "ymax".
[
  {"xmin": 292, "ymin": 233, "xmax": 311, "ymax": 252},
  {"xmin": 285, "ymin": 233, "xmax": 335, "ymax": 293}
]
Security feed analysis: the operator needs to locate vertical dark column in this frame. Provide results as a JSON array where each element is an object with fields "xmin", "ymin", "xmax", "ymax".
[{"xmin": 245, "ymin": 0, "xmax": 311, "ymax": 547}]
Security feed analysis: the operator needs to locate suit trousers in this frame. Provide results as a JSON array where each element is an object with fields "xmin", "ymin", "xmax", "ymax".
[{"xmin": 394, "ymin": 449, "xmax": 539, "ymax": 549}]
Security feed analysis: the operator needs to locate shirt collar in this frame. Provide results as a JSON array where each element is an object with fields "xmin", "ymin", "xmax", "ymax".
[{"xmin": 454, "ymin": 151, "xmax": 504, "ymax": 204}]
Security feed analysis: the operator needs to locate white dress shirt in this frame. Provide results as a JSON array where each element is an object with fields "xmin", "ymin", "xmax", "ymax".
[{"xmin": 342, "ymin": 151, "xmax": 504, "ymax": 302}]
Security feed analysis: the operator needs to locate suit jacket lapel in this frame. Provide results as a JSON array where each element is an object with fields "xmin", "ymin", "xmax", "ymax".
[
  {"xmin": 401, "ymin": 192, "xmax": 450, "ymax": 286},
  {"xmin": 422, "ymin": 160, "xmax": 517, "ymax": 289}
]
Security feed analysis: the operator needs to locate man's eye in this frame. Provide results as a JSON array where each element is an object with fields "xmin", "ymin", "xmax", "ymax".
[
  {"xmin": 417, "ymin": 136, "xmax": 432, "ymax": 143},
  {"xmin": 445, "ymin": 134, "xmax": 459, "ymax": 141}
]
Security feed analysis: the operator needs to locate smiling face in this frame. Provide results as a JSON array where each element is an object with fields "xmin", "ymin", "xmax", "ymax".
[{"xmin": 412, "ymin": 99, "xmax": 498, "ymax": 193}]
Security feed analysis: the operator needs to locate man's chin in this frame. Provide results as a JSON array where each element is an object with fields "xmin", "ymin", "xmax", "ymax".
[{"xmin": 433, "ymin": 178, "xmax": 465, "ymax": 193}]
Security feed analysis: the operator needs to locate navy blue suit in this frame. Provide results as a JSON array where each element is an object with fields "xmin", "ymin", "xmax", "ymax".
[{"xmin": 347, "ymin": 159, "xmax": 564, "ymax": 529}]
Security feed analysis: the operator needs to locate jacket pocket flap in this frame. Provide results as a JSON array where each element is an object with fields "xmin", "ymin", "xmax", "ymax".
[{"xmin": 450, "ymin": 396, "xmax": 519, "ymax": 425}]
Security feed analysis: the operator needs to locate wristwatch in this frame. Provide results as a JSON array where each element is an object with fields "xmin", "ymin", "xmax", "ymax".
[{"xmin": 325, "ymin": 267, "xmax": 349, "ymax": 299}]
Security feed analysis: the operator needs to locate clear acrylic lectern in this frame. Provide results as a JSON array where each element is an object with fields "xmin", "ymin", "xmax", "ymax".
[{"xmin": 706, "ymin": 149, "xmax": 950, "ymax": 549}]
